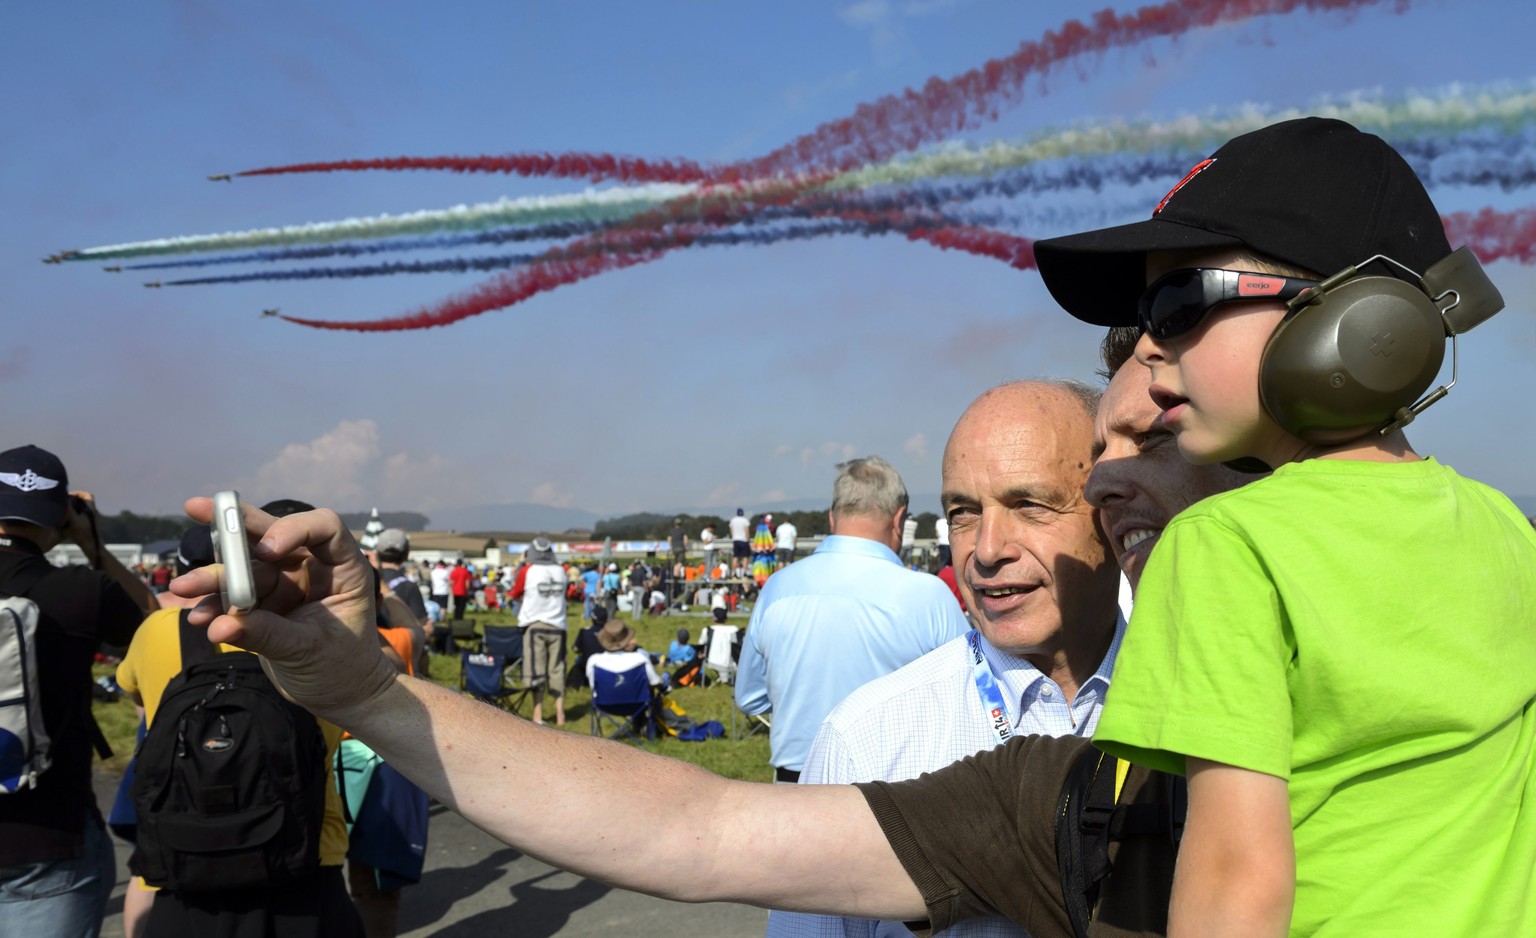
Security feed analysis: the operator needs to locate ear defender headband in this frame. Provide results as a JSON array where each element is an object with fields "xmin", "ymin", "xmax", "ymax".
[{"xmin": 1258, "ymin": 246, "xmax": 1505, "ymax": 444}]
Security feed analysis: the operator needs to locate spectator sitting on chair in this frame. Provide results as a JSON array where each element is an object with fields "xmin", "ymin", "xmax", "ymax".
[
  {"xmin": 587, "ymin": 617, "xmax": 664, "ymax": 693},
  {"xmin": 568, "ymin": 606, "xmax": 608, "ymax": 692}
]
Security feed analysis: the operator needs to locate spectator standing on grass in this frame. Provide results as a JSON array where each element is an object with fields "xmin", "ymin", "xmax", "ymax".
[
  {"xmin": 0, "ymin": 445, "xmax": 150, "ymax": 938},
  {"xmin": 447, "ymin": 559, "xmax": 471, "ymax": 620},
  {"xmin": 515, "ymin": 538, "xmax": 569, "ymax": 727},
  {"xmin": 427, "ymin": 560, "xmax": 450, "ymax": 620},
  {"xmin": 774, "ymin": 517, "xmax": 798, "ymax": 569},
  {"xmin": 373, "ymin": 529, "xmax": 429, "ymax": 675},
  {"xmin": 933, "ymin": 515, "xmax": 950, "ymax": 568},
  {"xmin": 728, "ymin": 508, "xmax": 750, "ymax": 576},
  {"xmin": 601, "ymin": 563, "xmax": 621, "ymax": 620},
  {"xmin": 580, "ymin": 563, "xmax": 600, "ymax": 621},
  {"xmin": 699, "ymin": 523, "xmax": 717, "ymax": 578},
  {"xmin": 668, "ymin": 518, "xmax": 687, "ymax": 573},
  {"xmin": 735, "ymin": 457, "xmax": 969, "ymax": 782},
  {"xmin": 900, "ymin": 512, "xmax": 919, "ymax": 567}
]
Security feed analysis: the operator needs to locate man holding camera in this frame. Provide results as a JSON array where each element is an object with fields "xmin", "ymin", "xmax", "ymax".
[{"xmin": 0, "ymin": 445, "xmax": 151, "ymax": 938}]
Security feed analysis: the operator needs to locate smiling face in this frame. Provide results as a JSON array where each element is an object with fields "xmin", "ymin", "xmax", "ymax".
[
  {"xmin": 941, "ymin": 382, "xmax": 1120, "ymax": 664},
  {"xmin": 1085, "ymin": 360, "xmax": 1255, "ymax": 590},
  {"xmin": 1134, "ymin": 248, "xmax": 1303, "ymax": 467}
]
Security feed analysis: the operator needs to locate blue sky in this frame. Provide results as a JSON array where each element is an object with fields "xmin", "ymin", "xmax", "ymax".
[{"xmin": 4, "ymin": 0, "xmax": 1532, "ymax": 522}]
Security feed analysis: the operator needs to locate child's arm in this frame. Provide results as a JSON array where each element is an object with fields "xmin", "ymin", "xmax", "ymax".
[{"xmin": 1169, "ymin": 758, "xmax": 1294, "ymax": 938}]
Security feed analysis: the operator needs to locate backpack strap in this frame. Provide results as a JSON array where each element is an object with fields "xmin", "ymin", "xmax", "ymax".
[
  {"xmin": 1057, "ymin": 748, "xmax": 1189, "ymax": 938},
  {"xmin": 4, "ymin": 562, "xmax": 116, "ymax": 760},
  {"xmin": 176, "ymin": 609, "xmax": 221, "ymax": 669}
]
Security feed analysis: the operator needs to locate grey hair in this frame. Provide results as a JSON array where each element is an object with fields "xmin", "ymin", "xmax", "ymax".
[
  {"xmin": 830, "ymin": 456, "xmax": 909, "ymax": 520},
  {"xmin": 990, "ymin": 377, "xmax": 1101, "ymax": 419}
]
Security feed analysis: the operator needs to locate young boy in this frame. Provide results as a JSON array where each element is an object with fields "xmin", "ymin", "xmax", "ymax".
[{"xmin": 1033, "ymin": 118, "xmax": 1536, "ymax": 935}]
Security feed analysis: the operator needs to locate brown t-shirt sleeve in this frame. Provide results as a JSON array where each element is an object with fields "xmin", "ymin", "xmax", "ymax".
[
  {"xmin": 856, "ymin": 734, "xmax": 1092, "ymax": 937},
  {"xmin": 856, "ymin": 737, "xmax": 1176, "ymax": 938}
]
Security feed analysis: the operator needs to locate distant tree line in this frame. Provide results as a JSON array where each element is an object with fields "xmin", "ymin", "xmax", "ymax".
[
  {"xmin": 337, "ymin": 511, "xmax": 431, "ymax": 532},
  {"xmin": 93, "ymin": 509, "xmax": 431, "ymax": 544},
  {"xmin": 592, "ymin": 509, "xmax": 940, "ymax": 542}
]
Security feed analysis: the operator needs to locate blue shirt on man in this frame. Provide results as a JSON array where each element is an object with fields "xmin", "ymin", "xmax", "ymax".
[{"xmin": 734, "ymin": 534, "xmax": 969, "ymax": 772}]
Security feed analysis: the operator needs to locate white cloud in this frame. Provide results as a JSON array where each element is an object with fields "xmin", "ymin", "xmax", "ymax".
[
  {"xmin": 237, "ymin": 419, "xmax": 453, "ymax": 510},
  {"xmin": 772, "ymin": 443, "xmax": 795, "ymax": 459},
  {"xmin": 704, "ymin": 482, "xmax": 741, "ymax": 506},
  {"xmin": 838, "ymin": 0, "xmax": 966, "ymax": 66},
  {"xmin": 530, "ymin": 482, "xmax": 574, "ymax": 508},
  {"xmin": 903, "ymin": 432, "xmax": 928, "ymax": 458},
  {"xmin": 245, "ymin": 419, "xmax": 379, "ymax": 506}
]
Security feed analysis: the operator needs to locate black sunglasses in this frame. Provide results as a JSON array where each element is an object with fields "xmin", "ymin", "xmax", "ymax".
[{"xmin": 1138, "ymin": 268, "xmax": 1320, "ymax": 340}]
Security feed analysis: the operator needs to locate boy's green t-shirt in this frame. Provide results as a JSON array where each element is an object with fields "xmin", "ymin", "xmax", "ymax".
[{"xmin": 1094, "ymin": 457, "xmax": 1536, "ymax": 936}]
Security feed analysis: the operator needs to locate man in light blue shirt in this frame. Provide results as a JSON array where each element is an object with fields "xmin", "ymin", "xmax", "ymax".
[{"xmin": 735, "ymin": 456, "xmax": 968, "ymax": 781}]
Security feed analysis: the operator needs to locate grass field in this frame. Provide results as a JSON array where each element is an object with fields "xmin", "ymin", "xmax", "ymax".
[{"xmin": 92, "ymin": 599, "xmax": 774, "ymax": 782}]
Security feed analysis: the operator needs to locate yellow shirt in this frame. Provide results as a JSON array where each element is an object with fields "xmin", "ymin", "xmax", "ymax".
[{"xmin": 117, "ymin": 607, "xmax": 348, "ymax": 867}]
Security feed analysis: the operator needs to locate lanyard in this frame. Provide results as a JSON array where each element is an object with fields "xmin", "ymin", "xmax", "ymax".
[{"xmin": 968, "ymin": 629, "xmax": 1014, "ymax": 746}]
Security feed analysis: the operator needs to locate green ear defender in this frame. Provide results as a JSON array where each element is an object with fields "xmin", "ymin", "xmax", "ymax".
[{"xmin": 1259, "ymin": 247, "xmax": 1505, "ymax": 444}]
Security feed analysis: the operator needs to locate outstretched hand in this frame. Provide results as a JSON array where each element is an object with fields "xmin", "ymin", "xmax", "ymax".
[{"xmin": 170, "ymin": 497, "xmax": 399, "ymax": 721}]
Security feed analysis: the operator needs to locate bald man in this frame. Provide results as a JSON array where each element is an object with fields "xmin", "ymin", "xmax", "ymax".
[{"xmin": 771, "ymin": 379, "xmax": 1123, "ymax": 938}]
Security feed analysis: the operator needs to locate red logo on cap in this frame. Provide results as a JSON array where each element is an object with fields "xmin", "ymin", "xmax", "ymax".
[{"xmin": 1153, "ymin": 158, "xmax": 1216, "ymax": 215}]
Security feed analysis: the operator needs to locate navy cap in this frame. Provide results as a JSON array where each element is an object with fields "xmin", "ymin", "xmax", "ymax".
[{"xmin": 0, "ymin": 445, "xmax": 70, "ymax": 528}]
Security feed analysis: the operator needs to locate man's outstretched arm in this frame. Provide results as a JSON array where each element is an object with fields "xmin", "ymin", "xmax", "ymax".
[{"xmin": 173, "ymin": 498, "xmax": 925, "ymax": 919}]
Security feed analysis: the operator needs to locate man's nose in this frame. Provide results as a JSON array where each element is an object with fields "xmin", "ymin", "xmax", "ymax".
[
  {"xmin": 971, "ymin": 509, "xmax": 1022, "ymax": 568},
  {"xmin": 1085, "ymin": 458, "xmax": 1133, "ymax": 509}
]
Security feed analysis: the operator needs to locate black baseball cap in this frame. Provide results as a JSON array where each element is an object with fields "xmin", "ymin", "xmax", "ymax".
[
  {"xmin": 0, "ymin": 445, "xmax": 70, "ymax": 528},
  {"xmin": 176, "ymin": 524, "xmax": 216, "ymax": 576},
  {"xmin": 1034, "ymin": 117, "xmax": 1452, "ymax": 327}
]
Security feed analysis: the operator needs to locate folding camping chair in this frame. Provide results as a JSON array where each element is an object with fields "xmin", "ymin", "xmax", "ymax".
[
  {"xmin": 480, "ymin": 624, "xmax": 532, "ymax": 712},
  {"xmin": 588, "ymin": 663, "xmax": 657, "ymax": 744},
  {"xmin": 460, "ymin": 650, "xmax": 516, "ymax": 710},
  {"xmin": 447, "ymin": 617, "xmax": 479, "ymax": 654}
]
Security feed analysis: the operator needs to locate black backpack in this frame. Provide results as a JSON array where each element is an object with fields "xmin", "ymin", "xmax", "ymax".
[
  {"xmin": 1055, "ymin": 747, "xmax": 1186, "ymax": 938},
  {"xmin": 130, "ymin": 613, "xmax": 327, "ymax": 893}
]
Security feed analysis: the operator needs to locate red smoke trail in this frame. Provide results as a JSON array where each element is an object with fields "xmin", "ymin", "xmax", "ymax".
[
  {"xmin": 733, "ymin": 0, "xmax": 1407, "ymax": 181},
  {"xmin": 1443, "ymin": 207, "xmax": 1536, "ymax": 265},
  {"xmin": 237, "ymin": 152, "xmax": 712, "ymax": 185},
  {"xmin": 238, "ymin": 0, "xmax": 1404, "ymax": 187},
  {"xmin": 281, "ymin": 249, "xmax": 664, "ymax": 332}
]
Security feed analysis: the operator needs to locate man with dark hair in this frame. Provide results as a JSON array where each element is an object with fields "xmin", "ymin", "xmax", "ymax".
[
  {"xmin": 117, "ymin": 523, "xmax": 366, "ymax": 938},
  {"xmin": 374, "ymin": 529, "xmax": 429, "ymax": 674},
  {"xmin": 0, "ymin": 445, "xmax": 149, "ymax": 938}
]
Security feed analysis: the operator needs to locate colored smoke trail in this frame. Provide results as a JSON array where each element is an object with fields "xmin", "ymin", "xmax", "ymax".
[
  {"xmin": 160, "ymin": 217, "xmax": 977, "ymax": 286},
  {"xmin": 62, "ymin": 184, "xmax": 695, "ymax": 262},
  {"xmin": 235, "ymin": 0, "xmax": 1410, "ymax": 190},
  {"xmin": 1445, "ymin": 207, "xmax": 1536, "ymax": 265},
  {"xmin": 237, "ymin": 152, "xmax": 713, "ymax": 185},
  {"xmin": 732, "ymin": 0, "xmax": 1409, "ymax": 181}
]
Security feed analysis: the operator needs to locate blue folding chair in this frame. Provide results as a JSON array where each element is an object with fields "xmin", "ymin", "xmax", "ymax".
[{"xmin": 588, "ymin": 662, "xmax": 657, "ymax": 744}]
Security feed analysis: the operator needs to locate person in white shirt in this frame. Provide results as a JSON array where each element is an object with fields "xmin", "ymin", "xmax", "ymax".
[
  {"xmin": 773, "ymin": 519, "xmax": 798, "ymax": 569},
  {"xmin": 700, "ymin": 525, "xmax": 718, "ymax": 578},
  {"xmin": 768, "ymin": 379, "xmax": 1124, "ymax": 938},
  {"xmin": 934, "ymin": 515, "xmax": 950, "ymax": 568},
  {"xmin": 514, "ymin": 538, "xmax": 570, "ymax": 727},
  {"xmin": 728, "ymin": 508, "xmax": 751, "ymax": 576},
  {"xmin": 428, "ymin": 560, "xmax": 451, "ymax": 617},
  {"xmin": 899, "ymin": 514, "xmax": 918, "ymax": 567}
]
